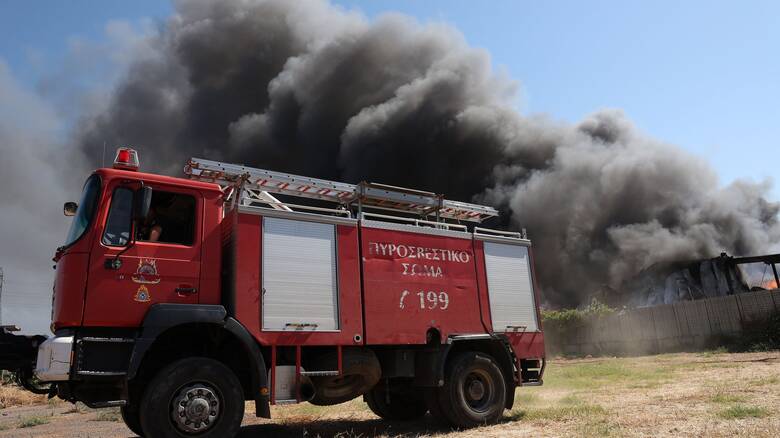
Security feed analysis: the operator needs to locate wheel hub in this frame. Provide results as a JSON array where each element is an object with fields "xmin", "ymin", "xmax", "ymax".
[
  {"xmin": 467, "ymin": 380, "xmax": 486, "ymax": 400},
  {"xmin": 463, "ymin": 370, "xmax": 494, "ymax": 412},
  {"xmin": 172, "ymin": 383, "xmax": 220, "ymax": 434}
]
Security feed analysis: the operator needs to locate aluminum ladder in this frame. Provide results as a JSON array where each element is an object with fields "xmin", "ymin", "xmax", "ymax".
[{"xmin": 185, "ymin": 157, "xmax": 498, "ymax": 223}]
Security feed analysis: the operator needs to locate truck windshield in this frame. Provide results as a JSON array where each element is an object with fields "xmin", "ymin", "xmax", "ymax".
[{"xmin": 63, "ymin": 174, "xmax": 101, "ymax": 247}]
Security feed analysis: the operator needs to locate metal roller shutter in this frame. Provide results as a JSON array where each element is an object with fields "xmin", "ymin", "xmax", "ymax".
[
  {"xmin": 262, "ymin": 217, "xmax": 339, "ymax": 331},
  {"xmin": 484, "ymin": 242, "xmax": 538, "ymax": 332}
]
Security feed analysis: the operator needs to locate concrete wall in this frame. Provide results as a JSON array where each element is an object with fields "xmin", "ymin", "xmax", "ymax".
[{"xmin": 546, "ymin": 289, "xmax": 780, "ymax": 356}]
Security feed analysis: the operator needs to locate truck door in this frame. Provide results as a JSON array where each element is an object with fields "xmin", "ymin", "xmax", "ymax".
[{"xmin": 83, "ymin": 182, "xmax": 202, "ymax": 327}]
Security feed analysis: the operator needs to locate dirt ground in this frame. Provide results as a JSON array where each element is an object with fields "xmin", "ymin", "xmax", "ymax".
[{"xmin": 1, "ymin": 350, "xmax": 778, "ymax": 437}]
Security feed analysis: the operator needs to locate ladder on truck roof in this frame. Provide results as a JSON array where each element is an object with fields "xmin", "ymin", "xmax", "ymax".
[{"xmin": 184, "ymin": 157, "xmax": 499, "ymax": 223}]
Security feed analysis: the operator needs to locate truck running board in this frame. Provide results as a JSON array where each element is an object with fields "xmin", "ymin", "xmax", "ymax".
[
  {"xmin": 88, "ymin": 400, "xmax": 127, "ymax": 408},
  {"xmin": 300, "ymin": 370, "xmax": 340, "ymax": 377},
  {"xmin": 273, "ymin": 399, "xmax": 299, "ymax": 405}
]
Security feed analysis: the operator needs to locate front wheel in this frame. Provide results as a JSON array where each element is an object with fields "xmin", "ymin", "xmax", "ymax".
[
  {"xmin": 139, "ymin": 357, "xmax": 245, "ymax": 438},
  {"xmin": 435, "ymin": 352, "xmax": 507, "ymax": 428}
]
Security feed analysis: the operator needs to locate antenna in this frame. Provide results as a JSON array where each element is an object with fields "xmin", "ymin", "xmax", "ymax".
[{"xmin": 102, "ymin": 141, "xmax": 107, "ymax": 168}]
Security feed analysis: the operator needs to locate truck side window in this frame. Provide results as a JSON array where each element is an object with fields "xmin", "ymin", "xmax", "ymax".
[
  {"xmin": 137, "ymin": 191, "xmax": 196, "ymax": 246},
  {"xmin": 102, "ymin": 187, "xmax": 134, "ymax": 246}
]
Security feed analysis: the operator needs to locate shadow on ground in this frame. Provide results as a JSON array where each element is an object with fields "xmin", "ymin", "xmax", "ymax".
[{"xmin": 237, "ymin": 416, "xmax": 455, "ymax": 438}]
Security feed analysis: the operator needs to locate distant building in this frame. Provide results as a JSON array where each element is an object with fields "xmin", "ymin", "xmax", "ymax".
[{"xmin": 598, "ymin": 253, "xmax": 779, "ymax": 307}]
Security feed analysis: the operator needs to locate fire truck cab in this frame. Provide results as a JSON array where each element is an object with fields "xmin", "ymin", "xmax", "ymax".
[{"xmin": 3, "ymin": 148, "xmax": 545, "ymax": 437}]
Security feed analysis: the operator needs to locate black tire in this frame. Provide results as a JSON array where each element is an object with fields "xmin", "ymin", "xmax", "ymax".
[
  {"xmin": 139, "ymin": 357, "xmax": 244, "ymax": 438},
  {"xmin": 435, "ymin": 352, "xmax": 506, "ymax": 428},
  {"xmin": 310, "ymin": 349, "xmax": 381, "ymax": 406},
  {"xmin": 364, "ymin": 379, "xmax": 427, "ymax": 421},
  {"xmin": 121, "ymin": 403, "xmax": 143, "ymax": 437}
]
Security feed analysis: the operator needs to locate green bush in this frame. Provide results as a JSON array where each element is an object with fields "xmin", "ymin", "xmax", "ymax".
[{"xmin": 542, "ymin": 299, "xmax": 616, "ymax": 330}]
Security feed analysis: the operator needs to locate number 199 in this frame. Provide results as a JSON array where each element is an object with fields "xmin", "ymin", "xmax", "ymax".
[{"xmin": 417, "ymin": 291, "xmax": 449, "ymax": 310}]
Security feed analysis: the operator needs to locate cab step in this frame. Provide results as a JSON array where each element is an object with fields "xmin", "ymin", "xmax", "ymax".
[{"xmin": 274, "ymin": 399, "xmax": 298, "ymax": 405}]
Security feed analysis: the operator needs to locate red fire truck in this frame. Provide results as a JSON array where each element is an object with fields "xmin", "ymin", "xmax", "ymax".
[{"xmin": 0, "ymin": 148, "xmax": 544, "ymax": 437}]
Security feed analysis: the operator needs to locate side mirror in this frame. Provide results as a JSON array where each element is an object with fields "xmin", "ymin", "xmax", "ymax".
[
  {"xmin": 63, "ymin": 202, "xmax": 78, "ymax": 217},
  {"xmin": 134, "ymin": 186, "xmax": 153, "ymax": 221}
]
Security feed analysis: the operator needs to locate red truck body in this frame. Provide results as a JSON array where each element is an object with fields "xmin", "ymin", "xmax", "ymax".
[
  {"xmin": 3, "ymin": 151, "xmax": 545, "ymax": 436},
  {"xmin": 225, "ymin": 208, "xmax": 546, "ymax": 353}
]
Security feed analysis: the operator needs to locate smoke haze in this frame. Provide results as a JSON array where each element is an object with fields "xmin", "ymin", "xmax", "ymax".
[
  {"xmin": 75, "ymin": 0, "xmax": 780, "ymax": 306},
  {"xmin": 2, "ymin": 0, "xmax": 779, "ymax": 334},
  {"xmin": 0, "ymin": 61, "xmax": 85, "ymax": 333},
  {"xmin": 0, "ymin": 22, "xmax": 148, "ymax": 334}
]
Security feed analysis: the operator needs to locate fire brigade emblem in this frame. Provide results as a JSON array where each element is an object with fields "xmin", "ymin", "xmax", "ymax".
[
  {"xmin": 131, "ymin": 259, "xmax": 160, "ymax": 284},
  {"xmin": 134, "ymin": 285, "xmax": 151, "ymax": 303}
]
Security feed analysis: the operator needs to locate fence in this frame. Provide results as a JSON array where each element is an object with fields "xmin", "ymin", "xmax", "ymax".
[{"xmin": 545, "ymin": 289, "xmax": 780, "ymax": 356}]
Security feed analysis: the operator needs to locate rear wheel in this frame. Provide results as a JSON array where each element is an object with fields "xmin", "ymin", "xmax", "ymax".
[
  {"xmin": 139, "ymin": 357, "xmax": 244, "ymax": 438},
  {"xmin": 364, "ymin": 378, "xmax": 427, "ymax": 421},
  {"xmin": 435, "ymin": 352, "xmax": 506, "ymax": 428}
]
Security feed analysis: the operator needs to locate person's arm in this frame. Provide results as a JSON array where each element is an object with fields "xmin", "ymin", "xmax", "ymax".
[{"xmin": 148, "ymin": 224, "xmax": 162, "ymax": 242}]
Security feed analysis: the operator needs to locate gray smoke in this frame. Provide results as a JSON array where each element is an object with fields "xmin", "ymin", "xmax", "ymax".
[
  {"xmin": 74, "ymin": 0, "xmax": 780, "ymax": 307},
  {"xmin": 0, "ymin": 22, "xmax": 148, "ymax": 334},
  {"xmin": 0, "ymin": 61, "xmax": 86, "ymax": 333}
]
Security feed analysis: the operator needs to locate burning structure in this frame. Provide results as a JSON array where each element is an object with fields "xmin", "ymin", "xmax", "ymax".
[{"xmin": 601, "ymin": 252, "xmax": 780, "ymax": 307}]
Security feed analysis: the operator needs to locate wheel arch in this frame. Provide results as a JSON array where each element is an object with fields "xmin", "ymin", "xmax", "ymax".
[{"xmin": 127, "ymin": 304, "xmax": 270, "ymax": 418}]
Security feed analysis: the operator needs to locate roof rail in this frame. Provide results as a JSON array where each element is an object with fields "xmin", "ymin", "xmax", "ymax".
[
  {"xmin": 360, "ymin": 212, "xmax": 468, "ymax": 232},
  {"xmin": 474, "ymin": 227, "xmax": 528, "ymax": 240},
  {"xmin": 185, "ymin": 157, "xmax": 498, "ymax": 223}
]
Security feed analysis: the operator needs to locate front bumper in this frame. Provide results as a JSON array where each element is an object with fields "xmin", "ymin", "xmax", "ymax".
[
  {"xmin": 28, "ymin": 329, "xmax": 136, "ymax": 407},
  {"xmin": 35, "ymin": 335, "xmax": 74, "ymax": 382}
]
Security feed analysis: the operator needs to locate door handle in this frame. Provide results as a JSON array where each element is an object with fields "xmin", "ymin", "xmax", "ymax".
[
  {"xmin": 104, "ymin": 258, "xmax": 122, "ymax": 270},
  {"xmin": 176, "ymin": 286, "xmax": 198, "ymax": 296}
]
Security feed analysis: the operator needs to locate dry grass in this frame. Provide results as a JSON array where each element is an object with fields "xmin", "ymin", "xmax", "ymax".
[
  {"xmin": 0, "ymin": 384, "xmax": 46, "ymax": 409},
  {"xmin": 241, "ymin": 351, "xmax": 780, "ymax": 438},
  {"xmin": 749, "ymin": 376, "xmax": 779, "ymax": 386},
  {"xmin": 0, "ymin": 351, "xmax": 778, "ymax": 437},
  {"xmin": 510, "ymin": 351, "xmax": 780, "ymax": 437},
  {"xmin": 94, "ymin": 408, "xmax": 121, "ymax": 422}
]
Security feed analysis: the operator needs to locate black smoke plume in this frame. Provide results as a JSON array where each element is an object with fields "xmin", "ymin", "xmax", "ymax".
[{"xmin": 75, "ymin": 0, "xmax": 780, "ymax": 307}]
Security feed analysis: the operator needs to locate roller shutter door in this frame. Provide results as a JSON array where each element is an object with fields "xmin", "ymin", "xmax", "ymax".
[
  {"xmin": 262, "ymin": 217, "xmax": 339, "ymax": 331},
  {"xmin": 484, "ymin": 242, "xmax": 538, "ymax": 332}
]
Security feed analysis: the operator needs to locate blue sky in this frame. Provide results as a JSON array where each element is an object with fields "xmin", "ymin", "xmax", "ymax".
[
  {"xmin": 337, "ymin": 0, "xmax": 780, "ymax": 200},
  {"xmin": 1, "ymin": 0, "xmax": 778, "ymax": 199}
]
